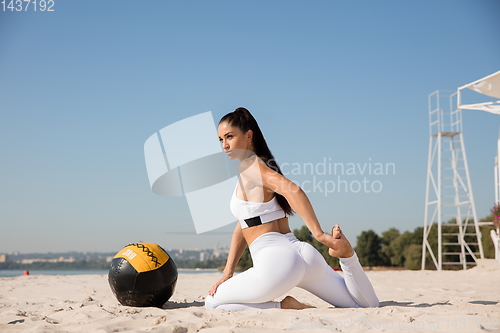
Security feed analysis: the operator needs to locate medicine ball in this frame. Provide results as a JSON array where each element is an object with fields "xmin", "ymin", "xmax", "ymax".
[{"xmin": 108, "ymin": 243, "xmax": 178, "ymax": 307}]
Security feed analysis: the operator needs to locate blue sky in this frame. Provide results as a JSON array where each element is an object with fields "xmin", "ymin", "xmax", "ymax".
[{"xmin": 1, "ymin": 1, "xmax": 499, "ymax": 253}]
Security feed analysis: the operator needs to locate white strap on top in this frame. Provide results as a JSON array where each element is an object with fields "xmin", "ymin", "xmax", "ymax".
[{"xmin": 230, "ymin": 183, "xmax": 286, "ymax": 229}]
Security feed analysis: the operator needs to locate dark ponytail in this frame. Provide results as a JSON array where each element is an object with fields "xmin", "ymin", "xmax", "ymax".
[{"xmin": 219, "ymin": 107, "xmax": 294, "ymax": 217}]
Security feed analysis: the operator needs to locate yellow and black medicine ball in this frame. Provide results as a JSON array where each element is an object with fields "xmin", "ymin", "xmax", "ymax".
[{"xmin": 108, "ymin": 243, "xmax": 178, "ymax": 307}]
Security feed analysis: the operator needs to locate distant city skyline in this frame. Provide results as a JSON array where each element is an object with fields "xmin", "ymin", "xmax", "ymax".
[{"xmin": 0, "ymin": 246, "xmax": 230, "ymax": 265}]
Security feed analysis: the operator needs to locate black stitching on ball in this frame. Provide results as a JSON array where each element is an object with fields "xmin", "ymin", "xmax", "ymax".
[{"xmin": 126, "ymin": 243, "xmax": 161, "ymax": 268}]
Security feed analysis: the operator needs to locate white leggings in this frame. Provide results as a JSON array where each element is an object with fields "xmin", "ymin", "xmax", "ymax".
[{"xmin": 204, "ymin": 232, "xmax": 379, "ymax": 311}]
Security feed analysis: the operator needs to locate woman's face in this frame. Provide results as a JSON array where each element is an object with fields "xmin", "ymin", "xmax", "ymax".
[{"xmin": 218, "ymin": 121, "xmax": 253, "ymax": 161}]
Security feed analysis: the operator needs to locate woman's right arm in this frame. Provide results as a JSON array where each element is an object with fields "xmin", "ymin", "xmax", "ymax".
[
  {"xmin": 222, "ymin": 221, "xmax": 247, "ymax": 277},
  {"xmin": 208, "ymin": 221, "xmax": 247, "ymax": 296}
]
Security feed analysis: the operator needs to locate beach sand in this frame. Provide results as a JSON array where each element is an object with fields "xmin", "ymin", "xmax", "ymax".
[{"xmin": 1, "ymin": 259, "xmax": 499, "ymax": 333}]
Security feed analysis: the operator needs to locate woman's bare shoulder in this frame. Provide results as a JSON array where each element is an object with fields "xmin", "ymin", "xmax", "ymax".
[{"xmin": 238, "ymin": 156, "xmax": 276, "ymax": 188}]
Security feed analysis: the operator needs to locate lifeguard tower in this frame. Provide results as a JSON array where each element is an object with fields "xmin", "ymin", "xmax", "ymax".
[
  {"xmin": 422, "ymin": 70, "xmax": 500, "ymax": 270},
  {"xmin": 422, "ymin": 91, "xmax": 483, "ymax": 270}
]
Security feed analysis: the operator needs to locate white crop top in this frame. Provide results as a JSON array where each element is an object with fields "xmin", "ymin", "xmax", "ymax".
[{"xmin": 230, "ymin": 182, "xmax": 286, "ymax": 229}]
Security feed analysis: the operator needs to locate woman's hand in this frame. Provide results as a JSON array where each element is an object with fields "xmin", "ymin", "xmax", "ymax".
[
  {"xmin": 316, "ymin": 231, "xmax": 338, "ymax": 248},
  {"xmin": 208, "ymin": 272, "xmax": 233, "ymax": 296}
]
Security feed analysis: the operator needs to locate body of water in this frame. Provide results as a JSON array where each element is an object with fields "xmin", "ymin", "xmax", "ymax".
[{"xmin": 0, "ymin": 269, "xmax": 220, "ymax": 277}]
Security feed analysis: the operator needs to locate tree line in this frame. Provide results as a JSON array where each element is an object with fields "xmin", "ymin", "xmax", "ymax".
[{"xmin": 354, "ymin": 217, "xmax": 496, "ymax": 269}]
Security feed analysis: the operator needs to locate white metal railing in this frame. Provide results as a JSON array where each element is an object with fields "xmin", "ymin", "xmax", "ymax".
[{"xmin": 423, "ymin": 91, "xmax": 484, "ymax": 270}]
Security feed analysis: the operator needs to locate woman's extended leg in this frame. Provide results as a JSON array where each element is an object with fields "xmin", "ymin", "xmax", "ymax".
[
  {"xmin": 205, "ymin": 232, "xmax": 306, "ymax": 311},
  {"xmin": 330, "ymin": 225, "xmax": 379, "ymax": 308},
  {"xmin": 285, "ymin": 226, "xmax": 379, "ymax": 308}
]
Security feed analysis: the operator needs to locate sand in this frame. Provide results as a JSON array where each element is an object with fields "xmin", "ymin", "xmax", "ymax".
[{"xmin": 1, "ymin": 259, "xmax": 499, "ymax": 333}]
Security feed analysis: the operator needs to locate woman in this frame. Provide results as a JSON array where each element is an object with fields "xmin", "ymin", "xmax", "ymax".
[{"xmin": 205, "ymin": 107, "xmax": 379, "ymax": 310}]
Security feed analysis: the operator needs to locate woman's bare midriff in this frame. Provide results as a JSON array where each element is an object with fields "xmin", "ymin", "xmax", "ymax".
[
  {"xmin": 242, "ymin": 217, "xmax": 292, "ymax": 246},
  {"xmin": 277, "ymin": 218, "xmax": 292, "ymax": 234}
]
